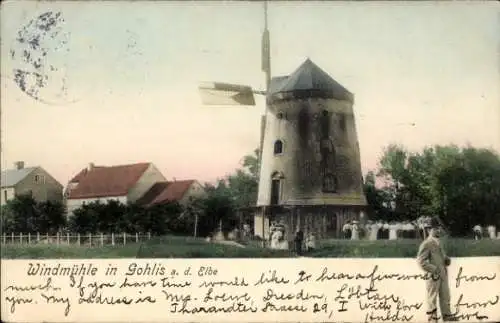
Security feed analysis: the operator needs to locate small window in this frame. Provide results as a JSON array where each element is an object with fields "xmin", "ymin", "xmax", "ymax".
[
  {"xmin": 303, "ymin": 160, "xmax": 313, "ymax": 178},
  {"xmin": 270, "ymin": 179, "xmax": 280, "ymax": 205},
  {"xmin": 298, "ymin": 108, "xmax": 309, "ymax": 141},
  {"xmin": 270, "ymin": 171, "xmax": 284, "ymax": 206},
  {"xmin": 322, "ymin": 174, "xmax": 338, "ymax": 193},
  {"xmin": 34, "ymin": 175, "xmax": 44, "ymax": 184},
  {"xmin": 339, "ymin": 114, "xmax": 346, "ymax": 132},
  {"xmin": 273, "ymin": 140, "xmax": 283, "ymax": 154},
  {"xmin": 320, "ymin": 110, "xmax": 330, "ymax": 139}
]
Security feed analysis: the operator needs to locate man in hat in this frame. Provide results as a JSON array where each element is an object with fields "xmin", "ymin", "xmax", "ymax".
[{"xmin": 416, "ymin": 217, "xmax": 456, "ymax": 322}]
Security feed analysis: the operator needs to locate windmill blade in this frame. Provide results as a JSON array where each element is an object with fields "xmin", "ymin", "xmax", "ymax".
[{"xmin": 198, "ymin": 82, "xmax": 258, "ymax": 106}]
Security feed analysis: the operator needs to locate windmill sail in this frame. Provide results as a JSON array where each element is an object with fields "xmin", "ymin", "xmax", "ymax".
[
  {"xmin": 198, "ymin": 82, "xmax": 256, "ymax": 106},
  {"xmin": 261, "ymin": 1, "xmax": 271, "ymax": 90}
]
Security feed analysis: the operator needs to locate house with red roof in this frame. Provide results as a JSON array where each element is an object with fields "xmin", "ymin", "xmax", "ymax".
[
  {"xmin": 137, "ymin": 179, "xmax": 206, "ymax": 207},
  {"xmin": 65, "ymin": 162, "xmax": 167, "ymax": 216}
]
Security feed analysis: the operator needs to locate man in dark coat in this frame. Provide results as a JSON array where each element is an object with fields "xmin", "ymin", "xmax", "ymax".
[{"xmin": 294, "ymin": 229, "xmax": 304, "ymax": 256}]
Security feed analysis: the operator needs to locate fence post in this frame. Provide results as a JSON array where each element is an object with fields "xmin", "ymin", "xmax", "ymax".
[
  {"xmin": 20, "ymin": 232, "xmax": 23, "ymax": 244},
  {"xmin": 77, "ymin": 233, "xmax": 81, "ymax": 246},
  {"xmin": 3, "ymin": 234, "xmax": 6, "ymax": 245},
  {"xmin": 56, "ymin": 232, "xmax": 60, "ymax": 245},
  {"xmin": 100, "ymin": 233, "xmax": 104, "ymax": 247},
  {"xmin": 11, "ymin": 232, "xmax": 14, "ymax": 243},
  {"xmin": 28, "ymin": 232, "xmax": 31, "ymax": 244},
  {"xmin": 111, "ymin": 233, "xmax": 115, "ymax": 246},
  {"xmin": 67, "ymin": 232, "xmax": 70, "ymax": 244},
  {"xmin": 135, "ymin": 232, "xmax": 138, "ymax": 243},
  {"xmin": 148, "ymin": 232, "xmax": 151, "ymax": 240},
  {"xmin": 89, "ymin": 233, "xmax": 92, "ymax": 247},
  {"xmin": 123, "ymin": 232, "xmax": 126, "ymax": 245},
  {"xmin": 46, "ymin": 232, "xmax": 49, "ymax": 242},
  {"xmin": 37, "ymin": 232, "xmax": 40, "ymax": 243}
]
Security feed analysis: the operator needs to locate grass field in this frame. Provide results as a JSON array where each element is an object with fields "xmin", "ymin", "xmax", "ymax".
[{"xmin": 1, "ymin": 236, "xmax": 499, "ymax": 259}]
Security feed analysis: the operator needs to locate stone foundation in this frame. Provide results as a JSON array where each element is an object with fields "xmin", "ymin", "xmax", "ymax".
[{"xmin": 253, "ymin": 205, "xmax": 364, "ymax": 247}]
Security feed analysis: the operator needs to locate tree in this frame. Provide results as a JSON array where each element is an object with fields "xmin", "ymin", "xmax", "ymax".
[
  {"xmin": 226, "ymin": 148, "xmax": 260, "ymax": 209},
  {"xmin": 68, "ymin": 202, "xmax": 102, "ymax": 233},
  {"xmin": 1, "ymin": 195, "xmax": 66, "ymax": 233},
  {"xmin": 36, "ymin": 200, "xmax": 66, "ymax": 234},
  {"xmin": 373, "ymin": 143, "xmax": 500, "ymax": 236},
  {"xmin": 363, "ymin": 171, "xmax": 391, "ymax": 220},
  {"xmin": 1, "ymin": 195, "xmax": 39, "ymax": 233}
]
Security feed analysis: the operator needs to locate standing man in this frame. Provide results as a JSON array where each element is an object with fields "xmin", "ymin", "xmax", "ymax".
[
  {"xmin": 416, "ymin": 217, "xmax": 456, "ymax": 322},
  {"xmin": 294, "ymin": 229, "xmax": 304, "ymax": 256}
]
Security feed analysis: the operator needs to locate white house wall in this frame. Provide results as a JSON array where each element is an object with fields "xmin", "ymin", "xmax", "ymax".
[
  {"xmin": 179, "ymin": 181, "xmax": 207, "ymax": 205},
  {"xmin": 0, "ymin": 188, "xmax": 15, "ymax": 206},
  {"xmin": 127, "ymin": 164, "xmax": 167, "ymax": 203}
]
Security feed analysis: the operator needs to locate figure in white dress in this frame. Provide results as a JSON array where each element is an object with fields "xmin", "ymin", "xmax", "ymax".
[
  {"xmin": 351, "ymin": 221, "xmax": 360, "ymax": 240},
  {"xmin": 305, "ymin": 231, "xmax": 316, "ymax": 251},
  {"xmin": 243, "ymin": 223, "xmax": 251, "ymax": 238},
  {"xmin": 487, "ymin": 225, "xmax": 496, "ymax": 239},
  {"xmin": 473, "ymin": 224, "xmax": 483, "ymax": 240},
  {"xmin": 369, "ymin": 222, "xmax": 381, "ymax": 241},
  {"xmin": 270, "ymin": 229, "xmax": 281, "ymax": 249},
  {"xmin": 389, "ymin": 222, "xmax": 400, "ymax": 240}
]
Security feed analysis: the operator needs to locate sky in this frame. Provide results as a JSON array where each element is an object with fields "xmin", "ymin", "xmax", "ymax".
[{"xmin": 1, "ymin": 1, "xmax": 499, "ymax": 186}]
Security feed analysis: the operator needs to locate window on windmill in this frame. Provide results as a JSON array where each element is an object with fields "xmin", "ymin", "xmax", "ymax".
[
  {"xmin": 320, "ymin": 110, "xmax": 330, "ymax": 138},
  {"xmin": 270, "ymin": 172, "xmax": 283, "ymax": 205},
  {"xmin": 298, "ymin": 108, "xmax": 309, "ymax": 140},
  {"xmin": 339, "ymin": 114, "xmax": 346, "ymax": 132},
  {"xmin": 322, "ymin": 173, "xmax": 338, "ymax": 193},
  {"xmin": 274, "ymin": 140, "xmax": 283, "ymax": 155}
]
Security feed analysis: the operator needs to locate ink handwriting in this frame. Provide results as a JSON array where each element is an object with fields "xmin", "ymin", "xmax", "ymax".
[
  {"xmin": 455, "ymin": 266, "xmax": 497, "ymax": 288},
  {"xmin": 3, "ymin": 261, "xmax": 499, "ymax": 321},
  {"xmin": 4, "ymin": 277, "xmax": 60, "ymax": 292},
  {"xmin": 254, "ymin": 270, "xmax": 289, "ymax": 286}
]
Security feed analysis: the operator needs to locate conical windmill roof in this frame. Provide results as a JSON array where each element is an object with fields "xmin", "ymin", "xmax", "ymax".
[{"xmin": 268, "ymin": 58, "xmax": 353, "ymax": 103}]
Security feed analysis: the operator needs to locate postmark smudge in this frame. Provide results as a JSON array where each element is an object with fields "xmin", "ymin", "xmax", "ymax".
[{"xmin": 11, "ymin": 11, "xmax": 71, "ymax": 104}]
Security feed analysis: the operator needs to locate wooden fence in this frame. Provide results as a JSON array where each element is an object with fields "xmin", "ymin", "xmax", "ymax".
[{"xmin": 1, "ymin": 232, "xmax": 152, "ymax": 247}]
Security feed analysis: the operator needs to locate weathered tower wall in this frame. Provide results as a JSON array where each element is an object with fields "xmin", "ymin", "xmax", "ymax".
[
  {"xmin": 252, "ymin": 59, "xmax": 367, "ymax": 242},
  {"xmin": 257, "ymin": 97, "xmax": 366, "ymax": 206}
]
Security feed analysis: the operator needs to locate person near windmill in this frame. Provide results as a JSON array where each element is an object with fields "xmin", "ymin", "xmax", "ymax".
[{"xmin": 416, "ymin": 217, "xmax": 457, "ymax": 322}]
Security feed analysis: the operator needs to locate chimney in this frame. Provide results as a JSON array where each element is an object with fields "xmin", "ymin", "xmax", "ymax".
[
  {"xmin": 88, "ymin": 162, "xmax": 95, "ymax": 172},
  {"xmin": 14, "ymin": 161, "xmax": 24, "ymax": 170}
]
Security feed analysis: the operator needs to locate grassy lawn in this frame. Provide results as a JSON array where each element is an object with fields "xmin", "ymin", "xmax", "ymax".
[
  {"xmin": 310, "ymin": 238, "xmax": 500, "ymax": 258},
  {"xmin": 1, "ymin": 236, "xmax": 499, "ymax": 259},
  {"xmin": 0, "ymin": 236, "xmax": 293, "ymax": 259}
]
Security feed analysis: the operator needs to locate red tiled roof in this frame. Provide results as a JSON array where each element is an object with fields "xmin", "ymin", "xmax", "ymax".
[
  {"xmin": 67, "ymin": 163, "xmax": 151, "ymax": 199},
  {"xmin": 138, "ymin": 180, "xmax": 195, "ymax": 206}
]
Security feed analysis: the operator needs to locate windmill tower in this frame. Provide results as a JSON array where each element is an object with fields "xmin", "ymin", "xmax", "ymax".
[
  {"xmin": 197, "ymin": 2, "xmax": 367, "ymax": 245},
  {"xmin": 254, "ymin": 59, "xmax": 367, "ymax": 243}
]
